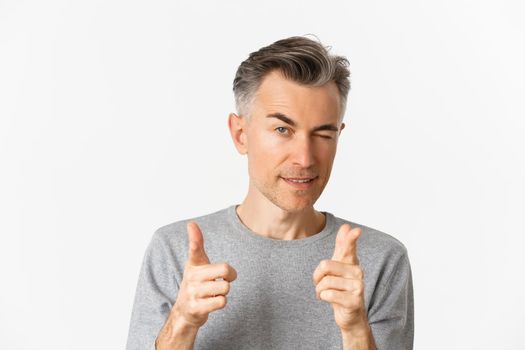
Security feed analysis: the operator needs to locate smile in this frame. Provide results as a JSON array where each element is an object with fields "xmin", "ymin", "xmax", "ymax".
[
  {"xmin": 281, "ymin": 176, "xmax": 318, "ymax": 189},
  {"xmin": 285, "ymin": 178, "xmax": 314, "ymax": 183}
]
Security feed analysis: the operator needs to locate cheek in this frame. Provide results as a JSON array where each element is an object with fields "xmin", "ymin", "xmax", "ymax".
[
  {"xmin": 320, "ymin": 148, "xmax": 336, "ymax": 165},
  {"xmin": 316, "ymin": 144, "xmax": 337, "ymax": 175},
  {"xmin": 247, "ymin": 133, "xmax": 284, "ymax": 177}
]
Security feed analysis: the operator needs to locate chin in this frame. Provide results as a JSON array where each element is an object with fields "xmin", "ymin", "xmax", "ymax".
[
  {"xmin": 273, "ymin": 195, "xmax": 317, "ymax": 213},
  {"xmin": 254, "ymin": 177, "xmax": 322, "ymax": 213}
]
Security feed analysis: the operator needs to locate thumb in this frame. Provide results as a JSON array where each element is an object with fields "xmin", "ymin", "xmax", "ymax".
[
  {"xmin": 186, "ymin": 221, "xmax": 210, "ymax": 266},
  {"xmin": 332, "ymin": 223, "xmax": 361, "ymax": 265}
]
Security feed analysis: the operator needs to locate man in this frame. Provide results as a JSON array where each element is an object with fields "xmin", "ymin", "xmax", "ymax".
[{"xmin": 126, "ymin": 36, "xmax": 414, "ymax": 350}]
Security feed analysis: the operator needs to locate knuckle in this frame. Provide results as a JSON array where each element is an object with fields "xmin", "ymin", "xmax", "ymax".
[
  {"xmin": 318, "ymin": 276, "xmax": 328, "ymax": 288},
  {"xmin": 219, "ymin": 263, "xmax": 230, "ymax": 276},
  {"xmin": 320, "ymin": 259, "xmax": 331, "ymax": 270},
  {"xmin": 217, "ymin": 295, "xmax": 227, "ymax": 308},
  {"xmin": 221, "ymin": 281, "xmax": 230, "ymax": 294},
  {"xmin": 317, "ymin": 277, "xmax": 327, "ymax": 289}
]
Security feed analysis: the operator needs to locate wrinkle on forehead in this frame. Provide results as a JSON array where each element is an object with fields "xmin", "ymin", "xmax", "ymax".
[{"xmin": 252, "ymin": 70, "xmax": 341, "ymax": 125}]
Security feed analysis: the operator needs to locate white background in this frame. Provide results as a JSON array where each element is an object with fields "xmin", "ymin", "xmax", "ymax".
[{"xmin": 1, "ymin": 0, "xmax": 524, "ymax": 349}]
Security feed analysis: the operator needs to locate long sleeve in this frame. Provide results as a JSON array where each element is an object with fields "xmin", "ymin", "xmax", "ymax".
[
  {"xmin": 125, "ymin": 230, "xmax": 180, "ymax": 350},
  {"xmin": 367, "ymin": 250, "xmax": 414, "ymax": 350}
]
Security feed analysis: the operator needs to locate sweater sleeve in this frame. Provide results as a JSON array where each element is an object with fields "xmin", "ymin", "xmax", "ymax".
[
  {"xmin": 367, "ymin": 250, "xmax": 414, "ymax": 350},
  {"xmin": 125, "ymin": 230, "xmax": 180, "ymax": 350}
]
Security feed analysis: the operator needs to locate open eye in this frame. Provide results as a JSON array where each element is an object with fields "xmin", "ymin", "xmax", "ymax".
[{"xmin": 275, "ymin": 126, "xmax": 289, "ymax": 135}]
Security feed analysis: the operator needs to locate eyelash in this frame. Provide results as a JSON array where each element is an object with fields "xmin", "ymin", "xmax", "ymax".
[{"xmin": 275, "ymin": 127, "xmax": 332, "ymax": 139}]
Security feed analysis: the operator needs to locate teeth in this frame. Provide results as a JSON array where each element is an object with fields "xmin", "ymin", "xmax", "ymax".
[{"xmin": 287, "ymin": 178, "xmax": 312, "ymax": 183}]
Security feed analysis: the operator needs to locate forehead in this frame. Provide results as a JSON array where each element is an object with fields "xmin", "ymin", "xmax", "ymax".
[{"xmin": 252, "ymin": 70, "xmax": 341, "ymax": 124}]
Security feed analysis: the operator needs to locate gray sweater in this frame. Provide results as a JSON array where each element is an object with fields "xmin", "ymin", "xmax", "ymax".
[{"xmin": 126, "ymin": 204, "xmax": 414, "ymax": 349}]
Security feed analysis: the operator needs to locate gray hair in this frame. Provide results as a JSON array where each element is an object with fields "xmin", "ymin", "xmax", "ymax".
[{"xmin": 232, "ymin": 35, "xmax": 351, "ymax": 121}]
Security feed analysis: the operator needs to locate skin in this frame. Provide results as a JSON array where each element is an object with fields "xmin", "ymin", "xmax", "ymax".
[
  {"xmin": 156, "ymin": 69, "xmax": 376, "ymax": 349},
  {"xmin": 228, "ymin": 69, "xmax": 345, "ymax": 240}
]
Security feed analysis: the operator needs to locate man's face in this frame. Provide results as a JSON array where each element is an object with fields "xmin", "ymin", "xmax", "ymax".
[{"xmin": 242, "ymin": 70, "xmax": 345, "ymax": 213}]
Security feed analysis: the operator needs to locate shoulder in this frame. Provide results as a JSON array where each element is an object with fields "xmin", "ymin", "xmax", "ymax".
[
  {"xmin": 331, "ymin": 214, "xmax": 409, "ymax": 264},
  {"xmin": 150, "ymin": 206, "xmax": 231, "ymax": 249}
]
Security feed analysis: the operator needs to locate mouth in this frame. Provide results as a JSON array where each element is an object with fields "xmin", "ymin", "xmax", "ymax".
[{"xmin": 280, "ymin": 176, "xmax": 318, "ymax": 189}]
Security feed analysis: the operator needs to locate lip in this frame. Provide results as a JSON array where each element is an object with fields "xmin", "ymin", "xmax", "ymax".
[{"xmin": 281, "ymin": 176, "xmax": 318, "ymax": 190}]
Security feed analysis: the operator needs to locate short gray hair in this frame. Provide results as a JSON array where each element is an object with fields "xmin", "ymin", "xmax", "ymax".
[{"xmin": 232, "ymin": 35, "xmax": 351, "ymax": 121}]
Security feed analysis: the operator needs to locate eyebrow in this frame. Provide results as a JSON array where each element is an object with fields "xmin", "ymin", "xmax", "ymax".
[{"xmin": 265, "ymin": 112, "xmax": 339, "ymax": 132}]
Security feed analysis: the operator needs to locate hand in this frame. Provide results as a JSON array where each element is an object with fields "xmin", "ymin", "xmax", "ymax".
[
  {"xmin": 170, "ymin": 221, "xmax": 237, "ymax": 329},
  {"xmin": 312, "ymin": 223, "xmax": 368, "ymax": 332}
]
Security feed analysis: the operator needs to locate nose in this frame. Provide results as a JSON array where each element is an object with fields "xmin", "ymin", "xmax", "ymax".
[{"xmin": 291, "ymin": 135, "xmax": 316, "ymax": 168}]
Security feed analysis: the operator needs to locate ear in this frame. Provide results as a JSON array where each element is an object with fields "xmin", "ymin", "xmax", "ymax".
[
  {"xmin": 228, "ymin": 112, "xmax": 248, "ymax": 155},
  {"xmin": 339, "ymin": 122, "xmax": 346, "ymax": 134}
]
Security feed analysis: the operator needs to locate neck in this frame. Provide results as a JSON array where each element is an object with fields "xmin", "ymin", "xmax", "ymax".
[{"xmin": 235, "ymin": 189, "xmax": 326, "ymax": 241}]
